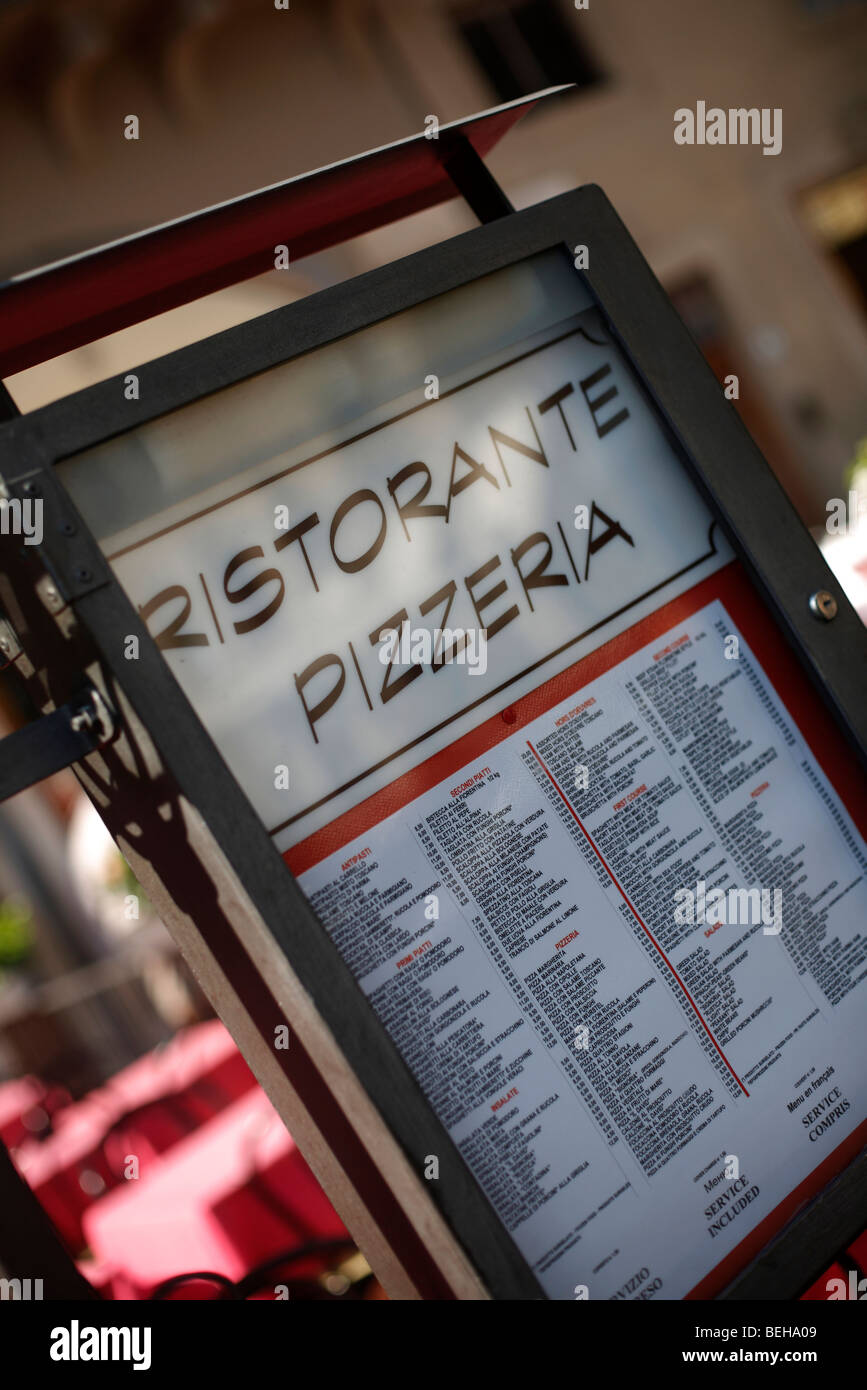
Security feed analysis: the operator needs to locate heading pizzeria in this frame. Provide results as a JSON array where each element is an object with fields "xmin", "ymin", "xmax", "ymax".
[{"xmin": 138, "ymin": 358, "xmax": 637, "ymax": 745}]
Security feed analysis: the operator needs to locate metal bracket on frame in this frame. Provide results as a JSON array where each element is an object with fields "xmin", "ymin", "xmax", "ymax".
[{"xmin": 0, "ymin": 683, "xmax": 114, "ymax": 802}]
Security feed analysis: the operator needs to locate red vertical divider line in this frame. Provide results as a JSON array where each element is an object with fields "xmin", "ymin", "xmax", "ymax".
[{"xmin": 525, "ymin": 739, "xmax": 749, "ymax": 1098}]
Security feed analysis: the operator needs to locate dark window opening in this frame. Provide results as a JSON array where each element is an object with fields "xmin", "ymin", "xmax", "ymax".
[
  {"xmin": 836, "ymin": 232, "xmax": 867, "ymax": 318},
  {"xmin": 455, "ymin": 0, "xmax": 604, "ymax": 104}
]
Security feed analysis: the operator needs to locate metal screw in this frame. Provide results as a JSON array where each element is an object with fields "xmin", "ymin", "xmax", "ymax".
[
  {"xmin": 809, "ymin": 589, "xmax": 837, "ymax": 622},
  {"xmin": 0, "ymin": 617, "xmax": 21, "ymax": 661}
]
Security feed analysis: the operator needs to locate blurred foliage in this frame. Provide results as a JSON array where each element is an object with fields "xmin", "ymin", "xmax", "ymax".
[
  {"xmin": 844, "ymin": 436, "xmax": 867, "ymax": 489},
  {"xmin": 0, "ymin": 896, "xmax": 34, "ymax": 966}
]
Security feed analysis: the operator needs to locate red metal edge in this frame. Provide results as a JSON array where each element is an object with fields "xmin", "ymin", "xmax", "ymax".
[{"xmin": 0, "ymin": 87, "xmax": 570, "ymax": 380}]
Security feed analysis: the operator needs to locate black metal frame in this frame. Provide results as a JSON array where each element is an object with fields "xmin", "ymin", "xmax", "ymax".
[{"xmin": 2, "ymin": 183, "xmax": 866, "ymax": 1301}]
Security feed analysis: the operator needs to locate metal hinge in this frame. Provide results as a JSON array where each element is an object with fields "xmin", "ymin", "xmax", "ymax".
[{"xmin": 0, "ymin": 685, "xmax": 115, "ymax": 802}]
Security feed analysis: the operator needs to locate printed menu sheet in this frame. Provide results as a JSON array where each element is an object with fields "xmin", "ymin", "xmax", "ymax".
[{"xmin": 299, "ymin": 599, "xmax": 867, "ymax": 1299}]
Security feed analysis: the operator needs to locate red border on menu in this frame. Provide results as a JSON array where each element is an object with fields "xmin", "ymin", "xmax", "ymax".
[{"xmin": 283, "ymin": 559, "xmax": 867, "ymax": 1300}]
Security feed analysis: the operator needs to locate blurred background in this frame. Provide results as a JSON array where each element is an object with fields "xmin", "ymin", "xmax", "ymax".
[{"xmin": 0, "ymin": 0, "xmax": 866, "ymax": 1300}]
